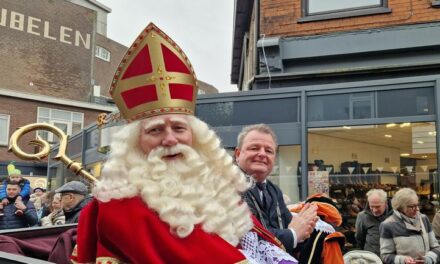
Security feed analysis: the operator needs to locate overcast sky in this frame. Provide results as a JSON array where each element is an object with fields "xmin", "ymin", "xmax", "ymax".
[{"xmin": 102, "ymin": 0, "xmax": 238, "ymax": 93}]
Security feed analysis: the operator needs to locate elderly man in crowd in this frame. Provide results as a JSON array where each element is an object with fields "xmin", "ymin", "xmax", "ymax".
[
  {"xmin": 55, "ymin": 181, "xmax": 91, "ymax": 224},
  {"xmin": 380, "ymin": 188, "xmax": 440, "ymax": 264},
  {"xmin": 72, "ymin": 23, "xmax": 298, "ymax": 264},
  {"xmin": 235, "ymin": 123, "xmax": 318, "ymax": 256},
  {"xmin": 355, "ymin": 189, "xmax": 391, "ymax": 256},
  {"xmin": 0, "ymin": 180, "xmax": 38, "ymax": 229}
]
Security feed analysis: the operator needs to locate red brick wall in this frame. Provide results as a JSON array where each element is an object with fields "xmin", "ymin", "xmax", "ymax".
[
  {"xmin": 94, "ymin": 34, "xmax": 127, "ymax": 97},
  {"xmin": 261, "ymin": 0, "xmax": 440, "ymax": 37},
  {"xmin": 0, "ymin": 96, "xmax": 104, "ymax": 161}
]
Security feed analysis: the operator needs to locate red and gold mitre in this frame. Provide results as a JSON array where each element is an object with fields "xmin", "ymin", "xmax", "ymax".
[{"xmin": 110, "ymin": 23, "xmax": 198, "ymax": 122}]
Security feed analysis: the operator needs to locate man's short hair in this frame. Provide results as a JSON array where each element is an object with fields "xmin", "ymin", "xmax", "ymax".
[
  {"xmin": 236, "ymin": 124, "xmax": 278, "ymax": 149},
  {"xmin": 366, "ymin": 189, "xmax": 387, "ymax": 203}
]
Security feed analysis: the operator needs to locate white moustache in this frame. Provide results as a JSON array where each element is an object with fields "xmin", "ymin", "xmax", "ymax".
[{"xmin": 148, "ymin": 144, "xmax": 197, "ymax": 161}]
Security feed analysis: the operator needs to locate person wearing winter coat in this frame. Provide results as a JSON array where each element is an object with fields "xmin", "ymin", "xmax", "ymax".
[
  {"xmin": 0, "ymin": 180, "xmax": 38, "ymax": 230},
  {"xmin": 355, "ymin": 189, "xmax": 392, "ymax": 256},
  {"xmin": 40, "ymin": 193, "xmax": 65, "ymax": 226},
  {"xmin": 380, "ymin": 188, "xmax": 440, "ymax": 264},
  {"xmin": 55, "ymin": 181, "xmax": 92, "ymax": 224}
]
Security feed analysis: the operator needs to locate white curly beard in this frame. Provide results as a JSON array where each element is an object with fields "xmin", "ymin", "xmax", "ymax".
[{"xmin": 93, "ymin": 118, "xmax": 253, "ymax": 246}]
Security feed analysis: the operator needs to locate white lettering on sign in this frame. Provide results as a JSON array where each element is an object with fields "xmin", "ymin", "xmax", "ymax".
[
  {"xmin": 27, "ymin": 16, "xmax": 41, "ymax": 36},
  {"xmin": 60, "ymin": 26, "xmax": 72, "ymax": 44},
  {"xmin": 43, "ymin": 21, "xmax": 56, "ymax": 41},
  {"xmin": 0, "ymin": 9, "xmax": 6, "ymax": 26},
  {"xmin": 0, "ymin": 8, "xmax": 91, "ymax": 50},
  {"xmin": 76, "ymin": 31, "xmax": 90, "ymax": 49},
  {"xmin": 10, "ymin": 11, "xmax": 24, "ymax": 31}
]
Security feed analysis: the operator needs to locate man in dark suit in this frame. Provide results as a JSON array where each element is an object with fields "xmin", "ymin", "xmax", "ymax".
[{"xmin": 235, "ymin": 124, "xmax": 317, "ymax": 255}]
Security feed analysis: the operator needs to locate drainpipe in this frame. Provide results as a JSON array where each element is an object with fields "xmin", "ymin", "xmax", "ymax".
[
  {"xmin": 254, "ymin": 0, "xmax": 260, "ymax": 81},
  {"xmin": 435, "ymin": 79, "xmax": 440, "ymax": 199}
]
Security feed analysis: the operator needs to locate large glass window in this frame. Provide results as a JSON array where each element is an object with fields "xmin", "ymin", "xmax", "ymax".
[
  {"xmin": 269, "ymin": 145, "xmax": 302, "ymax": 204},
  {"xmin": 308, "ymin": 92, "xmax": 374, "ymax": 121},
  {"xmin": 308, "ymin": 122, "xmax": 438, "ymax": 249},
  {"xmin": 378, "ymin": 87, "xmax": 435, "ymax": 117},
  {"xmin": 37, "ymin": 107, "xmax": 84, "ymax": 143},
  {"xmin": 196, "ymin": 97, "xmax": 298, "ymax": 126},
  {"xmin": 0, "ymin": 114, "xmax": 10, "ymax": 146}
]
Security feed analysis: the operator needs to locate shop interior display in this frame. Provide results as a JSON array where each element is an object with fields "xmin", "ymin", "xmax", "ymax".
[{"xmin": 299, "ymin": 159, "xmax": 438, "ymax": 251}]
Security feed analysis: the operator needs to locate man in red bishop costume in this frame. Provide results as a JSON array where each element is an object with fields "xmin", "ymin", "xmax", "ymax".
[{"xmin": 71, "ymin": 23, "xmax": 301, "ymax": 264}]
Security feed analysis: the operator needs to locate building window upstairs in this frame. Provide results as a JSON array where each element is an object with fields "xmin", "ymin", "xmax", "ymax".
[
  {"xmin": 95, "ymin": 46, "xmax": 111, "ymax": 62},
  {"xmin": 0, "ymin": 114, "xmax": 10, "ymax": 146},
  {"xmin": 299, "ymin": 0, "xmax": 391, "ymax": 22},
  {"xmin": 37, "ymin": 107, "xmax": 84, "ymax": 144}
]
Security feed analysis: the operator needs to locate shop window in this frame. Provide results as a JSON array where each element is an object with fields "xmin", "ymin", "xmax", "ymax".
[
  {"xmin": 309, "ymin": 94, "xmax": 349, "ymax": 121},
  {"xmin": 0, "ymin": 114, "xmax": 10, "ymax": 146},
  {"xmin": 308, "ymin": 92, "xmax": 374, "ymax": 121},
  {"xmin": 351, "ymin": 93, "xmax": 373, "ymax": 119},
  {"xmin": 270, "ymin": 145, "xmax": 302, "ymax": 204},
  {"xmin": 95, "ymin": 46, "xmax": 111, "ymax": 62},
  {"xmin": 196, "ymin": 97, "xmax": 298, "ymax": 126},
  {"xmin": 307, "ymin": 122, "xmax": 438, "ymax": 249},
  {"xmin": 232, "ymin": 98, "xmax": 298, "ymax": 125},
  {"xmin": 300, "ymin": 0, "xmax": 390, "ymax": 22},
  {"xmin": 37, "ymin": 107, "xmax": 84, "ymax": 143},
  {"xmin": 377, "ymin": 87, "xmax": 434, "ymax": 117},
  {"xmin": 196, "ymin": 102, "xmax": 233, "ymax": 126}
]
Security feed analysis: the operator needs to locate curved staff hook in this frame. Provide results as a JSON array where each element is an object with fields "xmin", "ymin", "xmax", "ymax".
[{"xmin": 8, "ymin": 123, "xmax": 97, "ymax": 183}]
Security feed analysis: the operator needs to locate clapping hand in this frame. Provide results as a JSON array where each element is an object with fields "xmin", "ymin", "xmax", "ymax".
[{"xmin": 288, "ymin": 203, "xmax": 318, "ymax": 242}]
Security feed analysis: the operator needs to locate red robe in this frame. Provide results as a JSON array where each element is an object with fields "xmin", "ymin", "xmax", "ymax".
[{"xmin": 71, "ymin": 197, "xmax": 249, "ymax": 264}]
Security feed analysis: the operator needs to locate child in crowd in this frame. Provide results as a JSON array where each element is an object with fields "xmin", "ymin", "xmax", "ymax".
[{"xmin": 0, "ymin": 162, "xmax": 31, "ymax": 216}]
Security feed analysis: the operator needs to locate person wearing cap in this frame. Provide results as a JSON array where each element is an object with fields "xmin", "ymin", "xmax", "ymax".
[
  {"xmin": 0, "ymin": 180, "xmax": 38, "ymax": 230},
  {"xmin": 30, "ymin": 187, "xmax": 48, "ymax": 221},
  {"xmin": 32, "ymin": 187, "xmax": 46, "ymax": 197},
  {"xmin": 72, "ymin": 23, "xmax": 298, "ymax": 264},
  {"xmin": 0, "ymin": 162, "xmax": 31, "ymax": 216},
  {"xmin": 55, "ymin": 181, "xmax": 91, "ymax": 224}
]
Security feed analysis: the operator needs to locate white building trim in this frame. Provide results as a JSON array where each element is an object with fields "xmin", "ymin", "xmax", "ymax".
[{"xmin": 0, "ymin": 88, "xmax": 116, "ymax": 112}]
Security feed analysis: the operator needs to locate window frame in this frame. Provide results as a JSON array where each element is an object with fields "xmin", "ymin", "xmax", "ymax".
[
  {"xmin": 299, "ymin": 0, "xmax": 391, "ymax": 23},
  {"xmin": 36, "ymin": 107, "xmax": 84, "ymax": 143},
  {"xmin": 95, "ymin": 45, "xmax": 111, "ymax": 62},
  {"xmin": 0, "ymin": 114, "xmax": 10, "ymax": 146}
]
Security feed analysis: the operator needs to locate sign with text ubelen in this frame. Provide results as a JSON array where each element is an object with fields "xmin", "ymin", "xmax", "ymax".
[
  {"xmin": 308, "ymin": 170, "xmax": 329, "ymax": 196},
  {"xmin": 0, "ymin": 0, "xmax": 94, "ymax": 101}
]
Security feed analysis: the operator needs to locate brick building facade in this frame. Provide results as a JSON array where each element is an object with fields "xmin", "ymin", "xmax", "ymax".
[
  {"xmin": 260, "ymin": 0, "xmax": 440, "ymax": 37},
  {"xmin": 232, "ymin": 0, "xmax": 440, "ymax": 89},
  {"xmin": 0, "ymin": 0, "xmax": 126, "ymax": 182}
]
